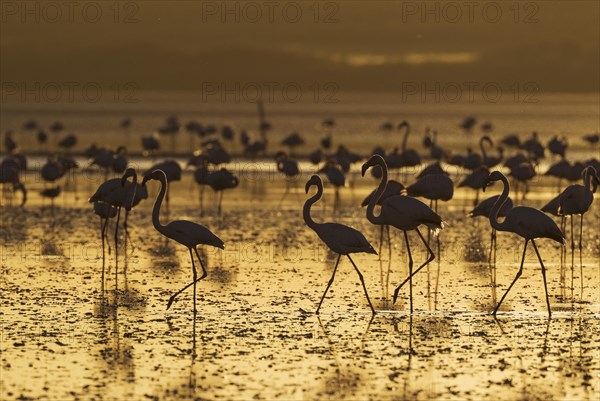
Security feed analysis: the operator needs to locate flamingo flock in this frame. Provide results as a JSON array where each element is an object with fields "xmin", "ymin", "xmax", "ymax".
[{"xmin": 1, "ymin": 113, "xmax": 599, "ymax": 320}]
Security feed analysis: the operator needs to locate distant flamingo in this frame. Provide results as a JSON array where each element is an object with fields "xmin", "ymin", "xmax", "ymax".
[
  {"xmin": 557, "ymin": 166, "xmax": 599, "ymax": 297},
  {"xmin": 143, "ymin": 169, "xmax": 224, "ymax": 314},
  {"xmin": 304, "ymin": 175, "xmax": 376, "ymax": 315},
  {"xmin": 398, "ymin": 121, "xmax": 421, "ymax": 178},
  {"xmin": 275, "ymin": 151, "xmax": 300, "ymax": 206},
  {"xmin": 458, "ymin": 167, "xmax": 490, "ymax": 206},
  {"xmin": 483, "ymin": 171, "xmax": 564, "ymax": 317},
  {"xmin": 362, "ymin": 155, "xmax": 443, "ymax": 311},
  {"xmin": 207, "ymin": 168, "xmax": 239, "ymax": 215}
]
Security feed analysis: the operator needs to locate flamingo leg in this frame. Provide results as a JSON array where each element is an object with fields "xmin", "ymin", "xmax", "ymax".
[
  {"xmin": 570, "ymin": 214, "xmax": 575, "ymax": 298},
  {"xmin": 531, "ymin": 239, "xmax": 552, "ymax": 318},
  {"xmin": 100, "ymin": 217, "xmax": 106, "ymax": 293},
  {"xmin": 493, "ymin": 239, "xmax": 528, "ymax": 317},
  {"xmin": 166, "ymin": 248, "xmax": 208, "ymax": 310},
  {"xmin": 393, "ymin": 228, "xmax": 435, "ymax": 308},
  {"xmin": 123, "ymin": 209, "xmax": 134, "ymax": 254},
  {"xmin": 347, "ymin": 255, "xmax": 376, "ymax": 315},
  {"xmin": 278, "ymin": 181, "xmax": 290, "ymax": 208},
  {"xmin": 579, "ymin": 214, "xmax": 584, "ymax": 297},
  {"xmin": 114, "ymin": 206, "xmax": 121, "ymax": 297},
  {"xmin": 218, "ymin": 191, "xmax": 223, "ymax": 216},
  {"xmin": 316, "ymin": 254, "xmax": 341, "ymax": 314},
  {"xmin": 559, "ymin": 215, "xmax": 565, "ymax": 298},
  {"xmin": 385, "ymin": 225, "xmax": 392, "ymax": 300},
  {"xmin": 378, "ymin": 224, "xmax": 384, "ymax": 261}
]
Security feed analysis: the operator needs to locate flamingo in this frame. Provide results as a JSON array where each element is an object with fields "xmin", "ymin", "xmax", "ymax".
[
  {"xmin": 458, "ymin": 167, "xmax": 490, "ymax": 206},
  {"xmin": 275, "ymin": 151, "xmax": 300, "ymax": 206},
  {"xmin": 89, "ymin": 168, "xmax": 138, "ymax": 294},
  {"xmin": 145, "ymin": 160, "xmax": 181, "ymax": 215},
  {"xmin": 361, "ymin": 155, "xmax": 443, "ymax": 311},
  {"xmin": 304, "ymin": 175, "xmax": 376, "ymax": 315},
  {"xmin": 361, "ymin": 179, "xmax": 404, "ymax": 260},
  {"xmin": 483, "ymin": 171, "xmax": 564, "ymax": 317},
  {"xmin": 207, "ymin": 168, "xmax": 239, "ymax": 215},
  {"xmin": 0, "ymin": 158, "xmax": 26, "ymax": 207},
  {"xmin": 318, "ymin": 160, "xmax": 345, "ymax": 212},
  {"xmin": 557, "ymin": 166, "xmax": 599, "ymax": 297},
  {"xmin": 398, "ymin": 121, "xmax": 421, "ymax": 178},
  {"xmin": 469, "ymin": 194, "xmax": 514, "ymax": 299},
  {"xmin": 143, "ymin": 169, "xmax": 224, "ymax": 314}
]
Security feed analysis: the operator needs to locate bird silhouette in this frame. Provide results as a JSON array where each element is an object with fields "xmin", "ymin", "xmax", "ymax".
[
  {"xmin": 362, "ymin": 155, "xmax": 443, "ymax": 312},
  {"xmin": 207, "ymin": 168, "xmax": 239, "ymax": 216},
  {"xmin": 469, "ymin": 194, "xmax": 514, "ymax": 297},
  {"xmin": 143, "ymin": 169, "xmax": 224, "ymax": 314},
  {"xmin": 361, "ymin": 179, "xmax": 404, "ymax": 263},
  {"xmin": 557, "ymin": 166, "xmax": 599, "ymax": 297},
  {"xmin": 304, "ymin": 175, "xmax": 376, "ymax": 315},
  {"xmin": 89, "ymin": 168, "xmax": 138, "ymax": 295},
  {"xmin": 458, "ymin": 167, "xmax": 490, "ymax": 206},
  {"xmin": 275, "ymin": 151, "xmax": 300, "ymax": 206},
  {"xmin": 483, "ymin": 171, "xmax": 564, "ymax": 317}
]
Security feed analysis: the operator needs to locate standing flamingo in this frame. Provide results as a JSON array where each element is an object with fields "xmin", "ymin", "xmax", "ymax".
[
  {"xmin": 361, "ymin": 155, "xmax": 443, "ymax": 312},
  {"xmin": 483, "ymin": 171, "xmax": 564, "ymax": 317},
  {"xmin": 304, "ymin": 175, "xmax": 376, "ymax": 315},
  {"xmin": 469, "ymin": 194, "xmax": 514, "ymax": 301},
  {"xmin": 143, "ymin": 169, "xmax": 224, "ymax": 314},
  {"xmin": 557, "ymin": 166, "xmax": 598, "ymax": 297},
  {"xmin": 89, "ymin": 168, "xmax": 137, "ymax": 294}
]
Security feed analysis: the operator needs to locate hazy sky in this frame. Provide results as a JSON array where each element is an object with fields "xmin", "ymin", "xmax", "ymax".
[{"xmin": 1, "ymin": 1, "xmax": 598, "ymax": 92}]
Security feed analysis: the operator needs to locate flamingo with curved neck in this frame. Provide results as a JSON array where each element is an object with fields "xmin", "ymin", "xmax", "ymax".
[
  {"xmin": 143, "ymin": 169, "xmax": 224, "ymax": 314},
  {"xmin": 484, "ymin": 171, "xmax": 564, "ymax": 317},
  {"xmin": 362, "ymin": 155, "xmax": 443, "ymax": 312},
  {"xmin": 303, "ymin": 175, "xmax": 376, "ymax": 315}
]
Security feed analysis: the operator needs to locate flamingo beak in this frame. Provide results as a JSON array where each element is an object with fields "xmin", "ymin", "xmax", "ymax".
[
  {"xmin": 361, "ymin": 163, "xmax": 368, "ymax": 177},
  {"xmin": 305, "ymin": 181, "xmax": 311, "ymax": 194}
]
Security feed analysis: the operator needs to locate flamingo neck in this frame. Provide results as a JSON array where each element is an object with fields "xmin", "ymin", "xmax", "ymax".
[
  {"xmin": 303, "ymin": 183, "xmax": 323, "ymax": 230},
  {"xmin": 489, "ymin": 175, "xmax": 510, "ymax": 231},
  {"xmin": 583, "ymin": 168, "xmax": 593, "ymax": 191},
  {"xmin": 480, "ymin": 138, "xmax": 488, "ymax": 161},
  {"xmin": 152, "ymin": 176, "xmax": 168, "ymax": 234},
  {"xmin": 366, "ymin": 160, "xmax": 386, "ymax": 225},
  {"xmin": 401, "ymin": 124, "xmax": 410, "ymax": 152}
]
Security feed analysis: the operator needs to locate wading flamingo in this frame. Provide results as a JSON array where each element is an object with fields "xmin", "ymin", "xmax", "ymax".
[
  {"xmin": 304, "ymin": 175, "xmax": 376, "ymax": 315},
  {"xmin": 89, "ymin": 168, "xmax": 137, "ymax": 294},
  {"xmin": 143, "ymin": 169, "xmax": 224, "ymax": 314},
  {"xmin": 483, "ymin": 171, "xmax": 564, "ymax": 318},
  {"xmin": 557, "ymin": 166, "xmax": 599, "ymax": 297},
  {"xmin": 361, "ymin": 155, "xmax": 443, "ymax": 312}
]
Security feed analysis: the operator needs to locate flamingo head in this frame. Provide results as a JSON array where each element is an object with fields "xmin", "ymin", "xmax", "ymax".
[
  {"xmin": 483, "ymin": 170, "xmax": 504, "ymax": 192},
  {"xmin": 397, "ymin": 120, "xmax": 409, "ymax": 130},
  {"xmin": 142, "ymin": 169, "xmax": 166, "ymax": 186},
  {"xmin": 121, "ymin": 168, "xmax": 137, "ymax": 187},
  {"xmin": 305, "ymin": 175, "xmax": 321, "ymax": 194},
  {"xmin": 361, "ymin": 154, "xmax": 385, "ymax": 177}
]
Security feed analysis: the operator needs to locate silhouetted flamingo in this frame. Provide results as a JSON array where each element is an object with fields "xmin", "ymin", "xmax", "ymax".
[
  {"xmin": 304, "ymin": 175, "xmax": 376, "ymax": 315},
  {"xmin": 143, "ymin": 169, "xmax": 224, "ymax": 314},
  {"xmin": 483, "ymin": 171, "xmax": 564, "ymax": 317},
  {"xmin": 362, "ymin": 155, "xmax": 443, "ymax": 311}
]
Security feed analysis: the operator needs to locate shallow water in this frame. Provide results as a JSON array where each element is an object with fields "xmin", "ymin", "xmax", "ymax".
[{"xmin": 1, "ymin": 171, "xmax": 599, "ymax": 401}]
